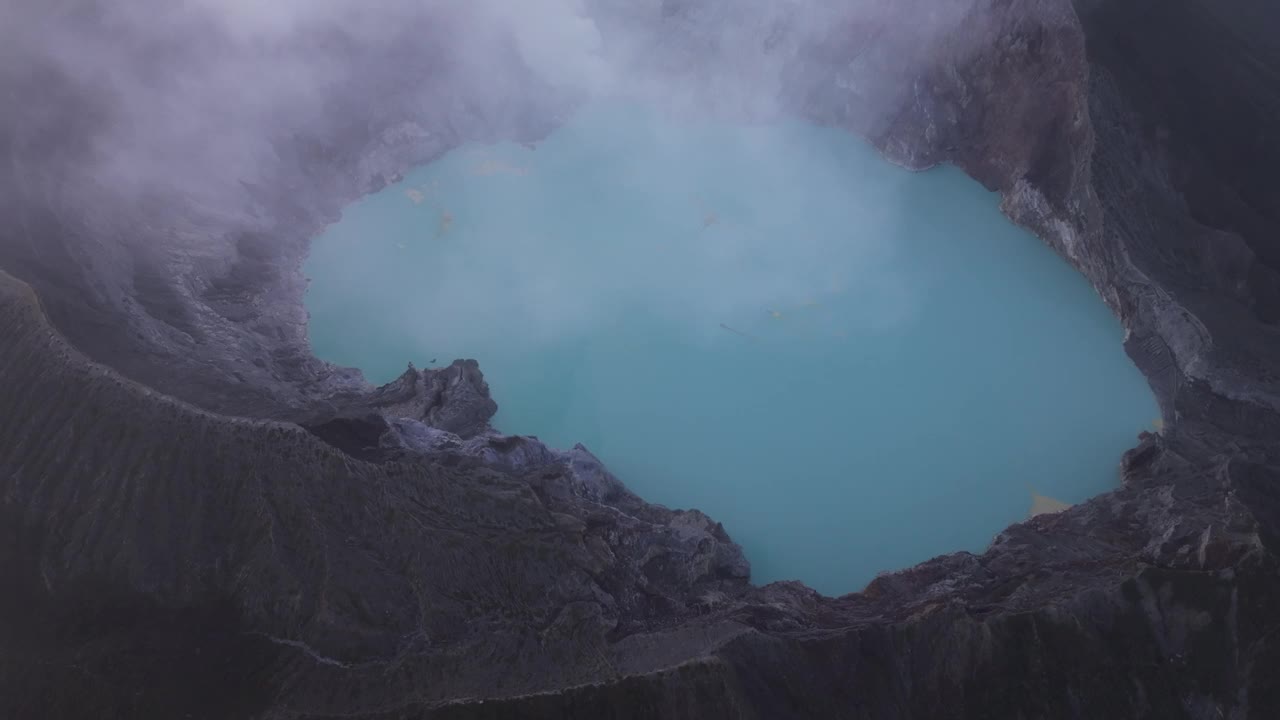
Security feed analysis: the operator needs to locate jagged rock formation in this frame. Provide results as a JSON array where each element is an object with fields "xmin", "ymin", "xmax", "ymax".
[
  {"xmin": 2, "ymin": 0, "xmax": 1279, "ymax": 718},
  {"xmin": 0, "ymin": 267, "xmax": 750, "ymax": 717}
]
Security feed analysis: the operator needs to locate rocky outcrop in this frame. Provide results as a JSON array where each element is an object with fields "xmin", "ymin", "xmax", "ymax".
[
  {"xmin": 0, "ymin": 267, "xmax": 750, "ymax": 718},
  {"xmin": 2, "ymin": 0, "xmax": 1280, "ymax": 718}
]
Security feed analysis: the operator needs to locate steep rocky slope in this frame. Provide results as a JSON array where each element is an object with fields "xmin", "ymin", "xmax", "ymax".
[{"xmin": 2, "ymin": 0, "xmax": 1279, "ymax": 718}]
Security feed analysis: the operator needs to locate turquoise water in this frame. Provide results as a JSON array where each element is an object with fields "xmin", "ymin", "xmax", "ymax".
[{"xmin": 305, "ymin": 104, "xmax": 1158, "ymax": 596}]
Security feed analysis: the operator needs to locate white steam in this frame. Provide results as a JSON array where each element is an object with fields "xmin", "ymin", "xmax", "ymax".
[{"xmin": 5, "ymin": 0, "xmax": 1000, "ymax": 372}]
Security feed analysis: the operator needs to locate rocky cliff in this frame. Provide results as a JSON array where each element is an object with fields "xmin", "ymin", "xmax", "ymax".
[{"xmin": 2, "ymin": 0, "xmax": 1279, "ymax": 718}]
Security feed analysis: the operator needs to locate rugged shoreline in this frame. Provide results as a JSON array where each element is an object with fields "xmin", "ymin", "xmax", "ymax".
[{"xmin": 2, "ymin": 0, "xmax": 1279, "ymax": 717}]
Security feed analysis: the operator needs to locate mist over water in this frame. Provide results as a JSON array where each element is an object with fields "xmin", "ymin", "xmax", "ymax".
[{"xmin": 305, "ymin": 103, "xmax": 1158, "ymax": 595}]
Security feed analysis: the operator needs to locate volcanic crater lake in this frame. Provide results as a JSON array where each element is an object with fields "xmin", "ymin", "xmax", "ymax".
[{"xmin": 304, "ymin": 104, "xmax": 1159, "ymax": 596}]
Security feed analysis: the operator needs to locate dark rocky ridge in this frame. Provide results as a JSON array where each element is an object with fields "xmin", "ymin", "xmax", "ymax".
[{"xmin": 1, "ymin": 0, "xmax": 1279, "ymax": 718}]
